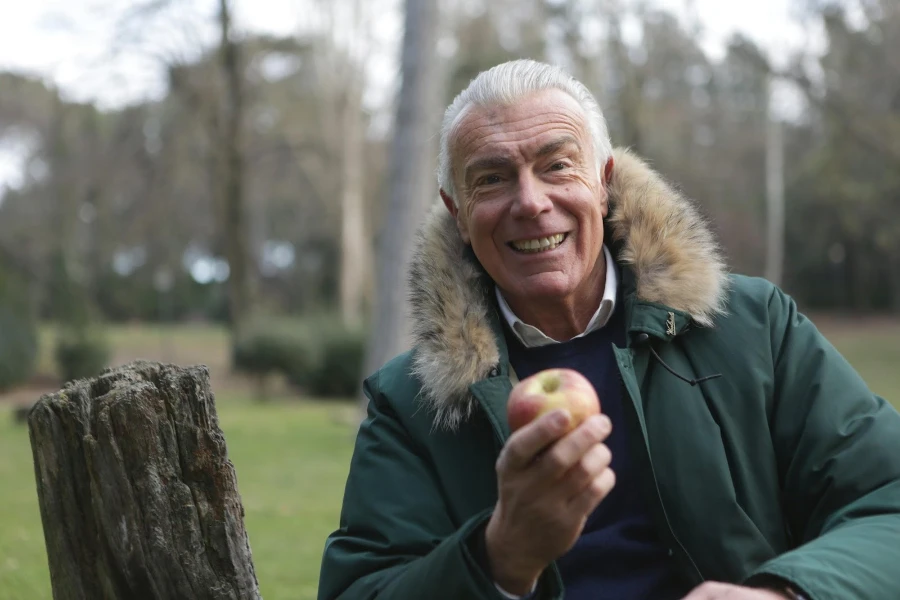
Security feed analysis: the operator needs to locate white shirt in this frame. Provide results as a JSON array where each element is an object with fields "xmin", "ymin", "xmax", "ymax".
[
  {"xmin": 495, "ymin": 245, "xmax": 619, "ymax": 348},
  {"xmin": 491, "ymin": 244, "xmax": 618, "ymax": 599}
]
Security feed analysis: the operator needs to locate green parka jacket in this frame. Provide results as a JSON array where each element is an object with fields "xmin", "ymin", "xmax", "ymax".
[{"xmin": 319, "ymin": 150, "xmax": 900, "ymax": 600}]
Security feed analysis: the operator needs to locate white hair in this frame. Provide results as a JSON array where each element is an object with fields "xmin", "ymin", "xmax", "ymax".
[{"xmin": 437, "ymin": 59, "xmax": 613, "ymax": 205}]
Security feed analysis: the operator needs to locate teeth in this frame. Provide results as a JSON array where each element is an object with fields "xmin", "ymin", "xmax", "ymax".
[{"xmin": 512, "ymin": 233, "xmax": 565, "ymax": 253}]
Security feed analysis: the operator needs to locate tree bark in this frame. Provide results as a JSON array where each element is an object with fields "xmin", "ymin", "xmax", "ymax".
[
  {"xmin": 765, "ymin": 78, "xmax": 785, "ymax": 287},
  {"xmin": 219, "ymin": 0, "xmax": 255, "ymax": 330},
  {"xmin": 607, "ymin": 14, "xmax": 644, "ymax": 153},
  {"xmin": 28, "ymin": 361, "xmax": 260, "ymax": 600},
  {"xmin": 338, "ymin": 72, "xmax": 367, "ymax": 329},
  {"xmin": 361, "ymin": 0, "xmax": 440, "ymax": 407},
  {"xmin": 890, "ymin": 249, "xmax": 900, "ymax": 313}
]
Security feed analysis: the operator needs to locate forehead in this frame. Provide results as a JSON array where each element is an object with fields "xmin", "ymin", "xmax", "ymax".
[{"xmin": 450, "ymin": 89, "xmax": 590, "ymax": 167}]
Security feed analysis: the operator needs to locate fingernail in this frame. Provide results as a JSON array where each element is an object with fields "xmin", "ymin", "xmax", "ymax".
[
  {"xmin": 597, "ymin": 415, "xmax": 612, "ymax": 434},
  {"xmin": 552, "ymin": 410, "xmax": 571, "ymax": 429}
]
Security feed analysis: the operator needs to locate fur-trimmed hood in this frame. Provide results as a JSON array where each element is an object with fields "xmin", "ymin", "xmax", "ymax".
[{"xmin": 407, "ymin": 148, "xmax": 729, "ymax": 431}]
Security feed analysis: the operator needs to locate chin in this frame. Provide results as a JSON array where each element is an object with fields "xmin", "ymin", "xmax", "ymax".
[{"xmin": 507, "ymin": 273, "xmax": 574, "ymax": 300}]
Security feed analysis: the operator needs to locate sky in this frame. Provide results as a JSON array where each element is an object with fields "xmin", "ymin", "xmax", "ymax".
[
  {"xmin": 0, "ymin": 0, "xmax": 818, "ymax": 194},
  {"xmin": 656, "ymin": 0, "xmax": 818, "ymax": 61}
]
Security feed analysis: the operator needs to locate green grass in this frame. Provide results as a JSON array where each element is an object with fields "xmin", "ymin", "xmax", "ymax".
[
  {"xmin": 220, "ymin": 398, "xmax": 358, "ymax": 599},
  {"xmin": 816, "ymin": 321, "xmax": 900, "ymax": 404},
  {"xmin": 2, "ymin": 318, "xmax": 898, "ymax": 599},
  {"xmin": 0, "ymin": 412, "xmax": 51, "ymax": 599},
  {"xmin": 0, "ymin": 396, "xmax": 358, "ymax": 600}
]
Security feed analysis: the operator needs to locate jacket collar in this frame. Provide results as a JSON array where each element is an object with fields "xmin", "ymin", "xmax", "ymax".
[{"xmin": 407, "ymin": 148, "xmax": 730, "ymax": 431}]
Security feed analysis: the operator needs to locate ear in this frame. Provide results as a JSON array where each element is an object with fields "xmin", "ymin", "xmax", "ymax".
[
  {"xmin": 601, "ymin": 157, "xmax": 615, "ymax": 218},
  {"xmin": 440, "ymin": 189, "xmax": 471, "ymax": 244},
  {"xmin": 440, "ymin": 189, "xmax": 457, "ymax": 218}
]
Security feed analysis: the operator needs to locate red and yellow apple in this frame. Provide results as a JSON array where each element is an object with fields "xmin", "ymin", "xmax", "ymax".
[{"xmin": 507, "ymin": 368, "xmax": 600, "ymax": 433}]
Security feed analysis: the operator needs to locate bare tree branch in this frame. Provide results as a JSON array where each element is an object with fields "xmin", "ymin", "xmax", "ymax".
[{"xmin": 732, "ymin": 43, "xmax": 900, "ymax": 167}]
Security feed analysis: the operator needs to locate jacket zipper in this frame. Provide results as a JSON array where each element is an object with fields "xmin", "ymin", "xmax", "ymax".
[{"xmin": 615, "ymin": 349, "xmax": 706, "ymax": 585}]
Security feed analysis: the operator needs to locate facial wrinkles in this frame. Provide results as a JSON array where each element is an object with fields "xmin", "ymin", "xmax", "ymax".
[
  {"xmin": 475, "ymin": 150, "xmax": 597, "ymax": 218},
  {"xmin": 462, "ymin": 119, "xmax": 583, "ymax": 176},
  {"xmin": 457, "ymin": 107, "xmax": 584, "ymax": 173},
  {"xmin": 449, "ymin": 92, "xmax": 599, "ymax": 227}
]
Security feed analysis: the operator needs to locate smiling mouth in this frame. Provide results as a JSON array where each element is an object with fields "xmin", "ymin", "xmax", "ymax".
[{"xmin": 508, "ymin": 233, "xmax": 568, "ymax": 253}]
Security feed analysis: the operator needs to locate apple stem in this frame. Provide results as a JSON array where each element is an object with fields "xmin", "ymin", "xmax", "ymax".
[{"xmin": 542, "ymin": 376, "xmax": 561, "ymax": 394}]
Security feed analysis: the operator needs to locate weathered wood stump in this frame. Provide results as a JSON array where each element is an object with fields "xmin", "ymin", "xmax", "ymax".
[{"xmin": 28, "ymin": 361, "xmax": 261, "ymax": 600}]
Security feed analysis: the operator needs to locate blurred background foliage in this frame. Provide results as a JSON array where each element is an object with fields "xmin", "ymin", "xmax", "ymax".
[
  {"xmin": 2, "ymin": 0, "xmax": 899, "ymax": 392},
  {"xmin": 0, "ymin": 2, "xmax": 896, "ymax": 325},
  {"xmin": 0, "ymin": 1, "xmax": 898, "ymax": 597}
]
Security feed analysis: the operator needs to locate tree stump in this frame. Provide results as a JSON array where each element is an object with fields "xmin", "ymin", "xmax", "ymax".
[{"xmin": 27, "ymin": 361, "xmax": 262, "ymax": 600}]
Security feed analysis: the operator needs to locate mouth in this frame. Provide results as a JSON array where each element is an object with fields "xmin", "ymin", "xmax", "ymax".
[{"xmin": 507, "ymin": 233, "xmax": 568, "ymax": 254}]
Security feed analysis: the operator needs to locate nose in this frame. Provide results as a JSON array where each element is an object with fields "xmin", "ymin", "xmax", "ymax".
[{"xmin": 509, "ymin": 171, "xmax": 552, "ymax": 219}]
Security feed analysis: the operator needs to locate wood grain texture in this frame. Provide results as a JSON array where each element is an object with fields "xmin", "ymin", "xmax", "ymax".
[{"xmin": 28, "ymin": 361, "xmax": 261, "ymax": 600}]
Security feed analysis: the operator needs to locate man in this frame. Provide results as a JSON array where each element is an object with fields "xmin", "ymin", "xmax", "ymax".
[{"xmin": 318, "ymin": 60, "xmax": 900, "ymax": 599}]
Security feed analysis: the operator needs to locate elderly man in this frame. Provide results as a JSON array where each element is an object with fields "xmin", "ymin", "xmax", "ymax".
[{"xmin": 318, "ymin": 60, "xmax": 900, "ymax": 600}]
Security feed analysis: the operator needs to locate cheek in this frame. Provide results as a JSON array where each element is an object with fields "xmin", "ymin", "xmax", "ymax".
[{"xmin": 468, "ymin": 205, "xmax": 501, "ymax": 238}]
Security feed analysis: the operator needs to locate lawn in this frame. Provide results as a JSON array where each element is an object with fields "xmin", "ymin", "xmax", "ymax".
[
  {"xmin": 810, "ymin": 316, "xmax": 900, "ymax": 403},
  {"xmin": 0, "ymin": 395, "xmax": 359, "ymax": 600},
  {"xmin": 1, "ymin": 317, "xmax": 898, "ymax": 599}
]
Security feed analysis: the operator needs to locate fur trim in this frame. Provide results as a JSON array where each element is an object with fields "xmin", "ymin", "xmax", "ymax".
[
  {"xmin": 407, "ymin": 148, "xmax": 729, "ymax": 431},
  {"xmin": 606, "ymin": 149, "xmax": 729, "ymax": 327},
  {"xmin": 407, "ymin": 209, "xmax": 499, "ymax": 431}
]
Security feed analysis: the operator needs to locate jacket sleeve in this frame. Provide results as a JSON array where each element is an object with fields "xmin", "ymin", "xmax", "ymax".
[
  {"xmin": 746, "ymin": 287, "xmax": 900, "ymax": 599},
  {"xmin": 317, "ymin": 372, "xmax": 541, "ymax": 600}
]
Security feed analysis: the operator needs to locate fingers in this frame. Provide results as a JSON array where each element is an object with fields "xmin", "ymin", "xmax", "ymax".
[
  {"xmin": 534, "ymin": 414, "xmax": 612, "ymax": 479},
  {"xmin": 498, "ymin": 409, "xmax": 573, "ymax": 471},
  {"xmin": 561, "ymin": 442, "xmax": 613, "ymax": 498},
  {"xmin": 680, "ymin": 582, "xmax": 738, "ymax": 599},
  {"xmin": 569, "ymin": 467, "xmax": 616, "ymax": 515}
]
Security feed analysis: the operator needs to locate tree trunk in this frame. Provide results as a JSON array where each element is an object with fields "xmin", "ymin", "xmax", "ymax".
[
  {"xmin": 361, "ymin": 0, "xmax": 440, "ymax": 407},
  {"xmin": 219, "ymin": 0, "xmax": 254, "ymax": 330},
  {"xmin": 890, "ymin": 249, "xmax": 900, "ymax": 313},
  {"xmin": 28, "ymin": 361, "xmax": 260, "ymax": 600},
  {"xmin": 339, "ymin": 77, "xmax": 367, "ymax": 328},
  {"xmin": 607, "ymin": 15, "xmax": 643, "ymax": 152},
  {"xmin": 765, "ymin": 77, "xmax": 785, "ymax": 287}
]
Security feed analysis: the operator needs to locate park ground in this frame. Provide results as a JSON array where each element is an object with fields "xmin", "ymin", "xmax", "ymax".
[{"xmin": 1, "ymin": 316, "xmax": 898, "ymax": 599}]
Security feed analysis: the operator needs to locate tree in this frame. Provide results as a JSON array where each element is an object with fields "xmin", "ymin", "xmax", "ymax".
[
  {"xmin": 217, "ymin": 0, "xmax": 255, "ymax": 329},
  {"xmin": 309, "ymin": 0, "xmax": 378, "ymax": 328},
  {"xmin": 764, "ymin": 76, "xmax": 785, "ymax": 287},
  {"xmin": 362, "ymin": 0, "xmax": 441, "ymax": 406},
  {"xmin": 775, "ymin": 1, "xmax": 900, "ymax": 310},
  {"xmin": 0, "ymin": 261, "xmax": 38, "ymax": 391}
]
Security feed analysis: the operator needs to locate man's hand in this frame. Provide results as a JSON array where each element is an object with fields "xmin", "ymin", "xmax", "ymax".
[
  {"xmin": 485, "ymin": 409, "xmax": 615, "ymax": 595},
  {"xmin": 681, "ymin": 582, "xmax": 791, "ymax": 599}
]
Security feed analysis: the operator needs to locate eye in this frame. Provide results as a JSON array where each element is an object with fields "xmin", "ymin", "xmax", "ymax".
[
  {"xmin": 549, "ymin": 161, "xmax": 568, "ymax": 171},
  {"xmin": 477, "ymin": 174, "xmax": 502, "ymax": 186}
]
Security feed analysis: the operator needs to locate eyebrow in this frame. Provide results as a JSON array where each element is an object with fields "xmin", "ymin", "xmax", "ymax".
[
  {"xmin": 463, "ymin": 136, "xmax": 582, "ymax": 186},
  {"xmin": 463, "ymin": 155, "xmax": 514, "ymax": 185},
  {"xmin": 535, "ymin": 135, "xmax": 581, "ymax": 158}
]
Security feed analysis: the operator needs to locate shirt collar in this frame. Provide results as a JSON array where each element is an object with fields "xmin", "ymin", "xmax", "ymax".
[{"xmin": 495, "ymin": 245, "xmax": 618, "ymax": 348}]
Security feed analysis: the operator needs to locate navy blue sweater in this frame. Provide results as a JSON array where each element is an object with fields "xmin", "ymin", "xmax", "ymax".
[{"xmin": 503, "ymin": 303, "xmax": 691, "ymax": 600}]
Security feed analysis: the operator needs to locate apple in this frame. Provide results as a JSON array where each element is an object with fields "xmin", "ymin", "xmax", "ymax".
[{"xmin": 507, "ymin": 368, "xmax": 600, "ymax": 433}]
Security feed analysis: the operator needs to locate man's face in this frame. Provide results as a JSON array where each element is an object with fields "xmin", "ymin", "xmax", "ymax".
[{"xmin": 443, "ymin": 89, "xmax": 610, "ymax": 308}]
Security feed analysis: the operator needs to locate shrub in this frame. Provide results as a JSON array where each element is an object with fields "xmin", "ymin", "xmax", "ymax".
[
  {"xmin": 54, "ymin": 329, "xmax": 111, "ymax": 383},
  {"xmin": 0, "ymin": 267, "xmax": 38, "ymax": 391},
  {"xmin": 304, "ymin": 326, "xmax": 366, "ymax": 398},
  {"xmin": 232, "ymin": 318, "xmax": 317, "ymax": 399},
  {"xmin": 231, "ymin": 314, "xmax": 366, "ymax": 400}
]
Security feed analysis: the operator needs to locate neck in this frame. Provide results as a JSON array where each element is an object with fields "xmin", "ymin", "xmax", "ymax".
[{"xmin": 503, "ymin": 255, "xmax": 607, "ymax": 341}]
